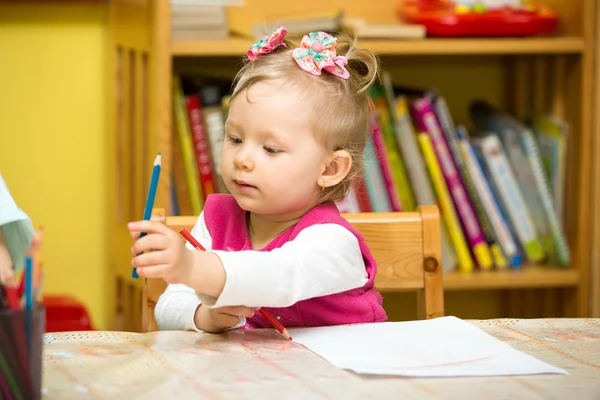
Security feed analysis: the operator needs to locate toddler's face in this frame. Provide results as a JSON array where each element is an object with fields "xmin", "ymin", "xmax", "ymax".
[{"xmin": 221, "ymin": 80, "xmax": 328, "ymax": 219}]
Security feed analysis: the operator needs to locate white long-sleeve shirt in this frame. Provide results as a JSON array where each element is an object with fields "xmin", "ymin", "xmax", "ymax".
[{"xmin": 154, "ymin": 211, "xmax": 368, "ymax": 331}]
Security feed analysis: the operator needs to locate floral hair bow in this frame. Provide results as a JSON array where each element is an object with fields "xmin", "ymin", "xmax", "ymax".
[
  {"xmin": 247, "ymin": 25, "xmax": 287, "ymax": 61},
  {"xmin": 292, "ymin": 31, "xmax": 350, "ymax": 79}
]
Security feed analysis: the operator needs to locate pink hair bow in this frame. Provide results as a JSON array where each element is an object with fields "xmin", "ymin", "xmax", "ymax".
[
  {"xmin": 292, "ymin": 31, "xmax": 350, "ymax": 79},
  {"xmin": 247, "ymin": 25, "xmax": 287, "ymax": 61}
]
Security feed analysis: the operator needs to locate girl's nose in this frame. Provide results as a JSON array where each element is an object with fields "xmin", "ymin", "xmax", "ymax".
[{"xmin": 233, "ymin": 148, "xmax": 254, "ymax": 171}]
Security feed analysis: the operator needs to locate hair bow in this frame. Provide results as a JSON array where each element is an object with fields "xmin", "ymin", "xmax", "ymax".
[
  {"xmin": 247, "ymin": 25, "xmax": 287, "ymax": 61},
  {"xmin": 292, "ymin": 31, "xmax": 350, "ymax": 79}
]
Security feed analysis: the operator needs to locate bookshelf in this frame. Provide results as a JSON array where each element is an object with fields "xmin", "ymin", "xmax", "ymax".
[
  {"xmin": 172, "ymin": 36, "xmax": 586, "ymax": 56},
  {"xmin": 106, "ymin": 0, "xmax": 599, "ymax": 331}
]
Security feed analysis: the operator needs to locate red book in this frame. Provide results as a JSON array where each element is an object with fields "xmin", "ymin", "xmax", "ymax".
[{"xmin": 185, "ymin": 95, "xmax": 216, "ymax": 200}]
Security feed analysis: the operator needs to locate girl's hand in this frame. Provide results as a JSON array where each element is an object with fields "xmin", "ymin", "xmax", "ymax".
[
  {"xmin": 128, "ymin": 220, "xmax": 194, "ymax": 284},
  {"xmin": 194, "ymin": 304, "xmax": 257, "ymax": 332},
  {"xmin": 209, "ymin": 306, "xmax": 257, "ymax": 330}
]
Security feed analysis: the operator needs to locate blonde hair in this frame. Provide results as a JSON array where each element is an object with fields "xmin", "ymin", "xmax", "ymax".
[{"xmin": 230, "ymin": 32, "xmax": 379, "ymax": 203}]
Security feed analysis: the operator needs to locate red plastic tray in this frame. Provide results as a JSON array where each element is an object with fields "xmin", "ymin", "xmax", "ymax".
[{"xmin": 397, "ymin": 0, "xmax": 559, "ymax": 37}]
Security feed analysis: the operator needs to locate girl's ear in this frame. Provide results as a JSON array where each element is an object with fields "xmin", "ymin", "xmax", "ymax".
[{"xmin": 318, "ymin": 150, "xmax": 352, "ymax": 189}]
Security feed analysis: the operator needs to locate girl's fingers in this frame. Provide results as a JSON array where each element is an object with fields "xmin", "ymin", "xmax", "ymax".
[
  {"xmin": 131, "ymin": 233, "xmax": 167, "ymax": 255},
  {"xmin": 134, "ymin": 264, "xmax": 171, "ymax": 279},
  {"xmin": 131, "ymin": 250, "xmax": 168, "ymax": 268},
  {"xmin": 127, "ymin": 220, "xmax": 168, "ymax": 234},
  {"xmin": 211, "ymin": 312, "xmax": 240, "ymax": 329},
  {"xmin": 0, "ymin": 268, "xmax": 15, "ymax": 286}
]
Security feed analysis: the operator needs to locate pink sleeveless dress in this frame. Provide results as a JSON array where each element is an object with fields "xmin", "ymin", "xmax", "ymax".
[{"xmin": 204, "ymin": 194, "xmax": 387, "ymax": 328}]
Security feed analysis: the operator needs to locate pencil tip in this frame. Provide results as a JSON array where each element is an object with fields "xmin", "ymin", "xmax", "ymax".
[
  {"xmin": 154, "ymin": 153, "xmax": 162, "ymax": 166},
  {"xmin": 282, "ymin": 329, "xmax": 292, "ymax": 341}
]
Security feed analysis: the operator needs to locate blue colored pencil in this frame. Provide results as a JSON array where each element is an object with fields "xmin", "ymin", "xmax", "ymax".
[
  {"xmin": 24, "ymin": 257, "xmax": 33, "ymax": 311},
  {"xmin": 132, "ymin": 152, "xmax": 162, "ymax": 279}
]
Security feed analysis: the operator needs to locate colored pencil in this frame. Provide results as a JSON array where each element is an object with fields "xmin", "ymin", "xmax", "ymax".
[
  {"xmin": 5, "ymin": 286, "xmax": 19, "ymax": 311},
  {"xmin": 179, "ymin": 228, "xmax": 292, "ymax": 341},
  {"xmin": 132, "ymin": 152, "xmax": 162, "ymax": 279},
  {"xmin": 24, "ymin": 257, "xmax": 33, "ymax": 311},
  {"xmin": 0, "ymin": 229, "xmax": 45, "ymax": 399}
]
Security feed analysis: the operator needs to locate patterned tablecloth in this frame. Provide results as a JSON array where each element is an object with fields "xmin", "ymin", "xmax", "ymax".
[{"xmin": 42, "ymin": 318, "xmax": 600, "ymax": 399}]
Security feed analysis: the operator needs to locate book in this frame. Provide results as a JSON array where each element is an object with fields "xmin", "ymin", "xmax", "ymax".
[
  {"xmin": 418, "ymin": 133, "xmax": 474, "ymax": 273},
  {"xmin": 434, "ymin": 97, "xmax": 503, "ymax": 269},
  {"xmin": 341, "ymin": 17, "xmax": 426, "ymax": 39},
  {"xmin": 456, "ymin": 128, "xmax": 522, "ymax": 268},
  {"xmin": 472, "ymin": 133, "xmax": 545, "ymax": 263},
  {"xmin": 412, "ymin": 97, "xmax": 492, "ymax": 270},
  {"xmin": 390, "ymin": 95, "xmax": 457, "ymax": 272},
  {"xmin": 172, "ymin": 77, "xmax": 204, "ymax": 215},
  {"xmin": 471, "ymin": 101, "xmax": 568, "ymax": 265}
]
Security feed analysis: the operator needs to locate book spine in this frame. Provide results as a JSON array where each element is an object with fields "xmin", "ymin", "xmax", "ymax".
[
  {"xmin": 412, "ymin": 98, "xmax": 491, "ymax": 270},
  {"xmin": 376, "ymin": 105, "xmax": 416, "ymax": 211},
  {"xmin": 172, "ymin": 78, "xmax": 204, "ymax": 215},
  {"xmin": 476, "ymin": 134, "xmax": 545, "ymax": 263},
  {"xmin": 434, "ymin": 97, "xmax": 500, "ymax": 269},
  {"xmin": 363, "ymin": 134, "xmax": 392, "ymax": 212},
  {"xmin": 370, "ymin": 110, "xmax": 403, "ymax": 211},
  {"xmin": 185, "ymin": 94, "xmax": 216, "ymax": 201},
  {"xmin": 353, "ymin": 175, "xmax": 372, "ymax": 212},
  {"xmin": 522, "ymin": 130, "xmax": 570, "ymax": 266},
  {"xmin": 418, "ymin": 133, "xmax": 474, "ymax": 273},
  {"xmin": 392, "ymin": 96, "xmax": 457, "ymax": 271},
  {"xmin": 457, "ymin": 130, "xmax": 521, "ymax": 268}
]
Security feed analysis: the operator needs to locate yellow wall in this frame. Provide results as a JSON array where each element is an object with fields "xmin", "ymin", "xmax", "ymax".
[{"xmin": 0, "ymin": 4, "xmax": 109, "ymax": 329}]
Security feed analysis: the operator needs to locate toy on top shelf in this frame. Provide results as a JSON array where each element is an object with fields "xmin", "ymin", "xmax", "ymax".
[{"xmin": 397, "ymin": 0, "xmax": 559, "ymax": 37}]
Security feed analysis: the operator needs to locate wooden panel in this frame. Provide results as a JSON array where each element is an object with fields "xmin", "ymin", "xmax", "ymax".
[
  {"xmin": 419, "ymin": 205, "xmax": 444, "ymax": 319},
  {"xmin": 108, "ymin": 0, "xmax": 167, "ymax": 331},
  {"xmin": 533, "ymin": 55, "xmax": 550, "ymax": 115},
  {"xmin": 542, "ymin": 0, "xmax": 584, "ymax": 36},
  {"xmin": 112, "ymin": 0, "xmax": 151, "ymax": 48},
  {"xmin": 591, "ymin": 0, "xmax": 600, "ymax": 317},
  {"xmin": 444, "ymin": 267, "xmax": 580, "ymax": 290},
  {"xmin": 172, "ymin": 37, "xmax": 585, "ymax": 57},
  {"xmin": 551, "ymin": 56, "xmax": 567, "ymax": 120},
  {"xmin": 571, "ymin": 0, "xmax": 597, "ymax": 317},
  {"xmin": 343, "ymin": 212, "xmax": 425, "ymax": 290},
  {"xmin": 153, "ymin": 0, "xmax": 173, "ymax": 217}
]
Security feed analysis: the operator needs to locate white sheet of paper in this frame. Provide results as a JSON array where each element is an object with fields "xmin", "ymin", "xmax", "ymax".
[{"xmin": 288, "ymin": 316, "xmax": 567, "ymax": 377}]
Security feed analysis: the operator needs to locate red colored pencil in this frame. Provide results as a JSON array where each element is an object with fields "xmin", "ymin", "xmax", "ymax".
[
  {"xmin": 4, "ymin": 286, "xmax": 19, "ymax": 310},
  {"xmin": 180, "ymin": 228, "xmax": 292, "ymax": 341}
]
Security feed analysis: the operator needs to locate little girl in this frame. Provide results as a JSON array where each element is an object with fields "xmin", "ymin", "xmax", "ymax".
[{"xmin": 129, "ymin": 26, "xmax": 388, "ymax": 333}]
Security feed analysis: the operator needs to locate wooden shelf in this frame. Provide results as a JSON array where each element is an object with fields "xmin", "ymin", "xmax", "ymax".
[
  {"xmin": 171, "ymin": 36, "xmax": 585, "ymax": 57},
  {"xmin": 443, "ymin": 266, "xmax": 580, "ymax": 291}
]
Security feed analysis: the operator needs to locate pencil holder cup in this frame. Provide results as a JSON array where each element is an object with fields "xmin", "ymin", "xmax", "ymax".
[{"xmin": 0, "ymin": 303, "xmax": 45, "ymax": 400}]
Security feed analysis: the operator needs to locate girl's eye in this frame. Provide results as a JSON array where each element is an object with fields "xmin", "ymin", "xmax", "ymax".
[
  {"xmin": 228, "ymin": 136, "xmax": 242, "ymax": 144},
  {"xmin": 263, "ymin": 146, "xmax": 280, "ymax": 154}
]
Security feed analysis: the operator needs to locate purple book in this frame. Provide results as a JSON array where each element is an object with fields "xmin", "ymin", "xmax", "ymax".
[{"xmin": 410, "ymin": 97, "xmax": 492, "ymax": 270}]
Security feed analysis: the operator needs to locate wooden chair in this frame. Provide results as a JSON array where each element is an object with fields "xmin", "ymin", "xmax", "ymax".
[{"xmin": 142, "ymin": 205, "xmax": 444, "ymax": 333}]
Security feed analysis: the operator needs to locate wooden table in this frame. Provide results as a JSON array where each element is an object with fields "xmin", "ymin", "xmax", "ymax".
[{"xmin": 42, "ymin": 318, "xmax": 600, "ymax": 399}]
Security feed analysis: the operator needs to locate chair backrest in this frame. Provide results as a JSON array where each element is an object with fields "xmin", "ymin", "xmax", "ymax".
[{"xmin": 142, "ymin": 205, "xmax": 444, "ymax": 333}]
